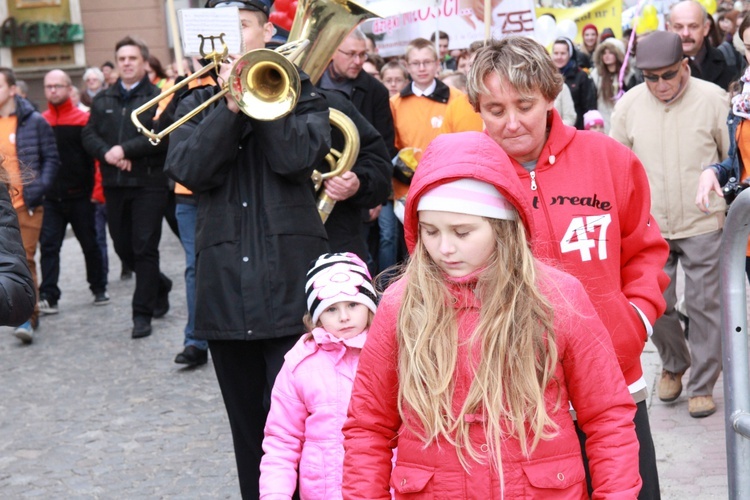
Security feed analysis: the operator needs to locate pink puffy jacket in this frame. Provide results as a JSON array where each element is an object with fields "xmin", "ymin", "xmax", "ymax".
[
  {"xmin": 260, "ymin": 327, "xmax": 366, "ymax": 499},
  {"xmin": 342, "ymin": 132, "xmax": 641, "ymax": 499}
]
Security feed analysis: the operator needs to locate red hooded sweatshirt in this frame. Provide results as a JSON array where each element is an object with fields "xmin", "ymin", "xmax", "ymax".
[
  {"xmin": 490, "ymin": 110, "xmax": 669, "ymax": 390},
  {"xmin": 343, "ymin": 132, "xmax": 640, "ymax": 499}
]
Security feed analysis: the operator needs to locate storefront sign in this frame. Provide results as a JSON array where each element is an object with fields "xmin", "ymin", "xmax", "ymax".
[{"xmin": 0, "ymin": 17, "xmax": 83, "ymax": 48}]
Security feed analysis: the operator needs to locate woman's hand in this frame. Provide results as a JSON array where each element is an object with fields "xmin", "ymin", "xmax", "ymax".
[{"xmin": 695, "ymin": 168, "xmax": 722, "ymax": 214}]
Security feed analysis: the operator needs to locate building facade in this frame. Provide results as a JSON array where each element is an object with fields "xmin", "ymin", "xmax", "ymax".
[{"xmin": 0, "ymin": 0, "xmax": 200, "ymax": 104}]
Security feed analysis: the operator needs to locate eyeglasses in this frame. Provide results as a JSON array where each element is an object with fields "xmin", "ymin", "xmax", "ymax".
[
  {"xmin": 44, "ymin": 84, "xmax": 69, "ymax": 91},
  {"xmin": 337, "ymin": 49, "xmax": 368, "ymax": 61},
  {"xmin": 643, "ymin": 68, "xmax": 680, "ymax": 83},
  {"xmin": 408, "ymin": 59, "xmax": 437, "ymax": 69}
]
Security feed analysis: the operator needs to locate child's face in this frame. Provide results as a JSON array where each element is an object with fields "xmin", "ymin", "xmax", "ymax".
[
  {"xmin": 589, "ymin": 124, "xmax": 605, "ymax": 133},
  {"xmin": 418, "ymin": 210, "xmax": 496, "ymax": 278},
  {"xmin": 318, "ymin": 302, "xmax": 370, "ymax": 339}
]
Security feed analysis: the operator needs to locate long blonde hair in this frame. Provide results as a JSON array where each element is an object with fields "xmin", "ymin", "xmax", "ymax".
[{"xmin": 396, "ymin": 217, "xmax": 560, "ymax": 474}]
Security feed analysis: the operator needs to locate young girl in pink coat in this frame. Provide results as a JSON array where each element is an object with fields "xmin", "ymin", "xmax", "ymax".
[
  {"xmin": 259, "ymin": 252, "xmax": 378, "ymax": 499},
  {"xmin": 342, "ymin": 132, "xmax": 641, "ymax": 498}
]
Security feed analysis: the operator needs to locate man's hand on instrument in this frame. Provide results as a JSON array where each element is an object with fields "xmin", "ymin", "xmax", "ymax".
[
  {"xmin": 104, "ymin": 145, "xmax": 125, "ymax": 166},
  {"xmin": 219, "ymin": 57, "xmax": 240, "ymax": 114},
  {"xmin": 324, "ymin": 171, "xmax": 360, "ymax": 201}
]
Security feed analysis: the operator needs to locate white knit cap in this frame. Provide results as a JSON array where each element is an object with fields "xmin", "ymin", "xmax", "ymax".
[
  {"xmin": 305, "ymin": 252, "xmax": 378, "ymax": 325},
  {"xmin": 416, "ymin": 178, "xmax": 517, "ymax": 220}
]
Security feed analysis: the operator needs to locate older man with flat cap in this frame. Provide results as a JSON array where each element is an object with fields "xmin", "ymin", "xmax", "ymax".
[{"xmin": 611, "ymin": 30, "xmax": 729, "ymax": 419}]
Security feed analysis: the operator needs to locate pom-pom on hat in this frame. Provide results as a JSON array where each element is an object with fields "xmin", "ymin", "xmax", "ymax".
[
  {"xmin": 583, "ymin": 109, "xmax": 605, "ymax": 129},
  {"xmin": 417, "ymin": 178, "xmax": 517, "ymax": 221},
  {"xmin": 305, "ymin": 252, "xmax": 378, "ymax": 326}
]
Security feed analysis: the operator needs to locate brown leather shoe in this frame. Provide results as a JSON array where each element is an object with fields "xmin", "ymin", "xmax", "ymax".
[
  {"xmin": 658, "ymin": 369, "xmax": 684, "ymax": 402},
  {"xmin": 688, "ymin": 395, "xmax": 717, "ymax": 418}
]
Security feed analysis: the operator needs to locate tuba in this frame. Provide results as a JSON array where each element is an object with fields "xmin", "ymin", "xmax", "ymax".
[
  {"xmin": 287, "ymin": 0, "xmax": 377, "ymax": 222},
  {"xmin": 130, "ymin": 0, "xmax": 378, "ymax": 222}
]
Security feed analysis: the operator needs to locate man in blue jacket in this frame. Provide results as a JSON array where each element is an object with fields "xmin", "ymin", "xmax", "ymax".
[{"xmin": 0, "ymin": 67, "xmax": 59, "ymax": 343}]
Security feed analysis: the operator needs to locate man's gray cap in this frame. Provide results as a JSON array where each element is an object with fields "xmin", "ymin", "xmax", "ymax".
[{"xmin": 636, "ymin": 31, "xmax": 684, "ymax": 70}]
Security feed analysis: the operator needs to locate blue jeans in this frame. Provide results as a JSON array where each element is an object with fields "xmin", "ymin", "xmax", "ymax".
[
  {"xmin": 40, "ymin": 197, "xmax": 106, "ymax": 302},
  {"xmin": 378, "ymin": 201, "xmax": 398, "ymax": 273},
  {"xmin": 94, "ymin": 202, "xmax": 108, "ymax": 278},
  {"xmin": 175, "ymin": 202, "xmax": 206, "ymax": 350}
]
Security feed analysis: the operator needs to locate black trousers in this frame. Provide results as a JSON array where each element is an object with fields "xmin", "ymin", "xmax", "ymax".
[
  {"xmin": 209, "ymin": 336, "xmax": 300, "ymax": 499},
  {"xmin": 104, "ymin": 186, "xmax": 169, "ymax": 318},
  {"xmin": 577, "ymin": 399, "xmax": 660, "ymax": 499},
  {"xmin": 39, "ymin": 197, "xmax": 106, "ymax": 302}
]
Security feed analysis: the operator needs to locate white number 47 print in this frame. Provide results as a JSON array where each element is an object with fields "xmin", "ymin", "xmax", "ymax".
[{"xmin": 560, "ymin": 214, "xmax": 612, "ymax": 262}]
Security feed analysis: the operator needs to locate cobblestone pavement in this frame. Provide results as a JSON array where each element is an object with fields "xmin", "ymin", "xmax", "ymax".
[
  {"xmin": 0, "ymin": 223, "xmax": 742, "ymax": 498},
  {"xmin": 0, "ymin": 226, "xmax": 239, "ymax": 498}
]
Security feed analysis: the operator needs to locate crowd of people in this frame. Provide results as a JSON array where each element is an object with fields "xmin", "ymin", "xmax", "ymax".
[{"xmin": 1, "ymin": 0, "xmax": 748, "ymax": 497}]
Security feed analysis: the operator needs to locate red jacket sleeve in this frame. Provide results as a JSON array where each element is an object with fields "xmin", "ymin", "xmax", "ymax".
[
  {"xmin": 342, "ymin": 284, "xmax": 402, "ymax": 499},
  {"xmin": 618, "ymin": 149, "xmax": 669, "ymax": 326},
  {"xmin": 551, "ymin": 271, "xmax": 642, "ymax": 498}
]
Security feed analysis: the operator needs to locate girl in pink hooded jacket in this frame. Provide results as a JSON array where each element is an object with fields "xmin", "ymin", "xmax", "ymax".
[
  {"xmin": 342, "ymin": 132, "xmax": 641, "ymax": 498},
  {"xmin": 259, "ymin": 252, "xmax": 378, "ymax": 499}
]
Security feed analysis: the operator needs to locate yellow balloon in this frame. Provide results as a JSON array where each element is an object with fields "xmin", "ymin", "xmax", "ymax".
[
  {"xmin": 635, "ymin": 6, "xmax": 659, "ymax": 35},
  {"xmin": 698, "ymin": 0, "xmax": 717, "ymax": 15},
  {"xmin": 642, "ymin": 4, "xmax": 657, "ymax": 18}
]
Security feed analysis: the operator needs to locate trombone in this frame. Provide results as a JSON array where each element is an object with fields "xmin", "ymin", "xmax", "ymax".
[{"xmin": 131, "ymin": 33, "xmax": 309, "ymax": 146}]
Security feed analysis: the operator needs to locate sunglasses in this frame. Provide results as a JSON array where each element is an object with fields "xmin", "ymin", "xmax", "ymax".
[{"xmin": 643, "ymin": 68, "xmax": 680, "ymax": 83}]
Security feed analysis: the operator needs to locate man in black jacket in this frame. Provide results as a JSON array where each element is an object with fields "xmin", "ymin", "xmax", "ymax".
[
  {"xmin": 165, "ymin": 1, "xmax": 331, "ymax": 497},
  {"xmin": 82, "ymin": 36, "xmax": 171, "ymax": 339},
  {"xmin": 39, "ymin": 69, "xmax": 108, "ymax": 316},
  {"xmin": 319, "ymin": 27, "xmax": 396, "ymax": 272},
  {"xmin": 319, "ymin": 27, "xmax": 396, "ymax": 158},
  {"xmin": 669, "ymin": 0, "xmax": 737, "ymax": 90},
  {"xmin": 317, "ymin": 89, "xmax": 392, "ymax": 260}
]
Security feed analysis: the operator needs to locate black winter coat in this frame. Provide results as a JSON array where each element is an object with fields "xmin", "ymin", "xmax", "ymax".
[
  {"xmin": 318, "ymin": 89, "xmax": 392, "ymax": 259},
  {"xmin": 82, "ymin": 75, "xmax": 168, "ymax": 188},
  {"xmin": 42, "ymin": 98, "xmax": 95, "ymax": 201},
  {"xmin": 0, "ymin": 182, "xmax": 35, "ymax": 326},
  {"xmin": 563, "ymin": 67, "xmax": 597, "ymax": 130},
  {"xmin": 691, "ymin": 43, "xmax": 738, "ymax": 92},
  {"xmin": 14, "ymin": 96, "xmax": 60, "ymax": 209},
  {"xmin": 349, "ymin": 70, "xmax": 397, "ymax": 158},
  {"xmin": 165, "ymin": 76, "xmax": 331, "ymax": 341}
]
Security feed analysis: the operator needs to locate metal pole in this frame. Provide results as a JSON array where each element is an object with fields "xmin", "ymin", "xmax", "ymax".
[
  {"xmin": 720, "ymin": 187, "xmax": 750, "ymax": 499},
  {"xmin": 484, "ymin": 0, "xmax": 491, "ymax": 41},
  {"xmin": 167, "ymin": 0, "xmax": 185, "ymax": 77}
]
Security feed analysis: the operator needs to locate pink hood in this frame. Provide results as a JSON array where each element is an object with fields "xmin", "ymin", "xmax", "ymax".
[{"xmin": 404, "ymin": 132, "xmax": 535, "ymax": 253}]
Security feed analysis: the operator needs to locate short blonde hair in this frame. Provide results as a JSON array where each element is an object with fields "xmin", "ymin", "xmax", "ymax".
[
  {"xmin": 405, "ymin": 37, "xmax": 438, "ymax": 62},
  {"xmin": 466, "ymin": 37, "xmax": 563, "ymax": 110}
]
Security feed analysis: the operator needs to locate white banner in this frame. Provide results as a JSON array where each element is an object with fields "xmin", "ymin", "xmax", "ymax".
[{"xmin": 364, "ymin": 0, "xmax": 536, "ymax": 57}]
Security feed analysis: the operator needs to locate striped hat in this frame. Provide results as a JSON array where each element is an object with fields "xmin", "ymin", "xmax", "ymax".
[
  {"xmin": 416, "ymin": 178, "xmax": 517, "ymax": 220},
  {"xmin": 305, "ymin": 253, "xmax": 378, "ymax": 325}
]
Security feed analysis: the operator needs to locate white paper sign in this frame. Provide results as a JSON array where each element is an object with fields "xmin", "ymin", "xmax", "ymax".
[
  {"xmin": 365, "ymin": 0, "xmax": 536, "ymax": 57},
  {"xmin": 178, "ymin": 7, "xmax": 244, "ymax": 57}
]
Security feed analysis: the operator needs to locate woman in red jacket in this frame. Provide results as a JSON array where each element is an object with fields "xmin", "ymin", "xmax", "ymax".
[{"xmin": 342, "ymin": 131, "xmax": 641, "ymax": 498}]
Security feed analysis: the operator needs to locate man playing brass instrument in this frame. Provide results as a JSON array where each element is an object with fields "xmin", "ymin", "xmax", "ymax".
[{"xmin": 164, "ymin": 1, "xmax": 331, "ymax": 497}]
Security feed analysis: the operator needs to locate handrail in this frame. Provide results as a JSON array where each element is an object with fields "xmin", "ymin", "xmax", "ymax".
[{"xmin": 719, "ymin": 187, "xmax": 750, "ymax": 499}]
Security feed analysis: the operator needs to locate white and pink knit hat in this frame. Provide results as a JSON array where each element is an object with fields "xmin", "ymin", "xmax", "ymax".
[{"xmin": 416, "ymin": 178, "xmax": 517, "ymax": 220}]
